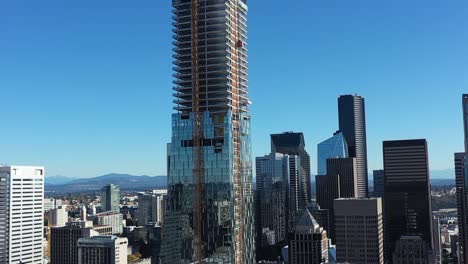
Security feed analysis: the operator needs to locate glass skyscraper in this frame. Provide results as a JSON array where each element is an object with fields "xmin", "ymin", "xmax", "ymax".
[
  {"xmin": 161, "ymin": 0, "xmax": 254, "ymax": 263},
  {"xmin": 317, "ymin": 131, "xmax": 348, "ymax": 176},
  {"xmin": 101, "ymin": 184, "xmax": 121, "ymax": 212}
]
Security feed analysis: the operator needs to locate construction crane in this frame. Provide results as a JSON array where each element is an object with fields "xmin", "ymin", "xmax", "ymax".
[
  {"xmin": 191, "ymin": 0, "xmax": 204, "ymax": 262},
  {"xmin": 191, "ymin": 0, "xmax": 244, "ymax": 263}
]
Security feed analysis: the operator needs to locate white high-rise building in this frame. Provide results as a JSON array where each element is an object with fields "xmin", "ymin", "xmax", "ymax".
[
  {"xmin": 0, "ymin": 166, "xmax": 45, "ymax": 264},
  {"xmin": 50, "ymin": 205, "xmax": 68, "ymax": 227}
]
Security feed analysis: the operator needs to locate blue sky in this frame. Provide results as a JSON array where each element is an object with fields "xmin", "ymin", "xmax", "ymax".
[{"xmin": 1, "ymin": 0, "xmax": 467, "ymax": 178}]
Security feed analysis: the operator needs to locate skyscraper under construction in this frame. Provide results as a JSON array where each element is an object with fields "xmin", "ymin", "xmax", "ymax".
[{"xmin": 161, "ymin": 0, "xmax": 255, "ymax": 263}]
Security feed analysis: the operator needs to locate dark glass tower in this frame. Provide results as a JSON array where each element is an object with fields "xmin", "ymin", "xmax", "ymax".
[
  {"xmin": 338, "ymin": 95, "xmax": 368, "ymax": 197},
  {"xmin": 271, "ymin": 132, "xmax": 311, "ymax": 207},
  {"xmin": 161, "ymin": 0, "xmax": 255, "ymax": 263},
  {"xmin": 455, "ymin": 94, "xmax": 468, "ymax": 264},
  {"xmin": 383, "ymin": 139, "xmax": 433, "ymax": 263}
]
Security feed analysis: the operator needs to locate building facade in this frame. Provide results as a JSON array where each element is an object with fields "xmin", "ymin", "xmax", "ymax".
[
  {"xmin": 338, "ymin": 94, "xmax": 369, "ymax": 197},
  {"xmin": 334, "ymin": 198, "xmax": 384, "ymax": 264},
  {"xmin": 383, "ymin": 139, "xmax": 434, "ymax": 263},
  {"xmin": 136, "ymin": 190, "xmax": 167, "ymax": 226},
  {"xmin": 78, "ymin": 236, "xmax": 128, "ymax": 264},
  {"xmin": 94, "ymin": 211, "xmax": 124, "ymax": 235},
  {"xmin": 455, "ymin": 94, "xmax": 468, "ymax": 264},
  {"xmin": 161, "ymin": 0, "xmax": 255, "ymax": 263},
  {"xmin": 392, "ymin": 236, "xmax": 432, "ymax": 264},
  {"xmin": 317, "ymin": 131, "xmax": 348, "ymax": 176},
  {"xmin": 0, "ymin": 166, "xmax": 45, "ymax": 264},
  {"xmin": 50, "ymin": 205, "xmax": 68, "ymax": 227},
  {"xmin": 288, "ymin": 210, "xmax": 329, "ymax": 264},
  {"xmin": 255, "ymin": 153, "xmax": 289, "ymax": 253},
  {"xmin": 101, "ymin": 184, "xmax": 121, "ymax": 212},
  {"xmin": 51, "ymin": 221, "xmax": 108, "ymax": 264},
  {"xmin": 271, "ymin": 132, "xmax": 311, "ymax": 207},
  {"xmin": 373, "ymin": 170, "xmax": 384, "ymax": 198}
]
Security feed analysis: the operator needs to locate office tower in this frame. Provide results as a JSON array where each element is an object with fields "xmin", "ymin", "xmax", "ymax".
[
  {"xmin": 255, "ymin": 153, "xmax": 290, "ymax": 259},
  {"xmin": 78, "ymin": 236, "xmax": 128, "ymax": 264},
  {"xmin": 315, "ymin": 157, "xmax": 358, "ymax": 242},
  {"xmin": 101, "ymin": 184, "xmax": 121, "ymax": 212},
  {"xmin": 327, "ymin": 158, "xmax": 358, "ymax": 198},
  {"xmin": 0, "ymin": 166, "xmax": 44, "ymax": 264},
  {"xmin": 93, "ymin": 211, "xmax": 124, "ymax": 235},
  {"xmin": 288, "ymin": 210, "xmax": 329, "ymax": 264},
  {"xmin": 383, "ymin": 139, "xmax": 434, "ymax": 262},
  {"xmin": 162, "ymin": 0, "xmax": 253, "ymax": 263},
  {"xmin": 317, "ymin": 131, "xmax": 348, "ymax": 175},
  {"xmin": 51, "ymin": 221, "xmax": 112, "ymax": 264},
  {"xmin": 271, "ymin": 132, "xmax": 311, "ymax": 206},
  {"xmin": 334, "ymin": 198, "xmax": 384, "ymax": 264},
  {"xmin": 392, "ymin": 236, "xmax": 432, "ymax": 264},
  {"xmin": 456, "ymin": 152, "xmax": 468, "ymax": 264},
  {"xmin": 338, "ymin": 94, "xmax": 368, "ymax": 197},
  {"xmin": 136, "ymin": 190, "xmax": 167, "ymax": 226},
  {"xmin": 433, "ymin": 216, "xmax": 442, "ymax": 264},
  {"xmin": 373, "ymin": 169, "xmax": 384, "ymax": 198},
  {"xmin": 455, "ymin": 94, "xmax": 468, "ymax": 264},
  {"xmin": 50, "ymin": 205, "xmax": 68, "ymax": 227}
]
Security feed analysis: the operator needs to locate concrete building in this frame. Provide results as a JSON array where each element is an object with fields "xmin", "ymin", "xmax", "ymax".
[
  {"xmin": 136, "ymin": 190, "xmax": 167, "ymax": 226},
  {"xmin": 0, "ymin": 166, "xmax": 45, "ymax": 264},
  {"xmin": 101, "ymin": 184, "xmax": 121, "ymax": 212},
  {"xmin": 433, "ymin": 216, "xmax": 442, "ymax": 264},
  {"xmin": 94, "ymin": 211, "xmax": 124, "ymax": 235},
  {"xmin": 50, "ymin": 205, "xmax": 68, "ymax": 227},
  {"xmin": 78, "ymin": 236, "xmax": 128, "ymax": 264},
  {"xmin": 288, "ymin": 210, "xmax": 329, "ymax": 264},
  {"xmin": 334, "ymin": 198, "xmax": 384, "ymax": 264}
]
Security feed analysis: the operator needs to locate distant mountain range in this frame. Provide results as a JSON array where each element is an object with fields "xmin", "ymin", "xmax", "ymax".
[
  {"xmin": 46, "ymin": 169, "xmax": 456, "ymax": 194},
  {"xmin": 45, "ymin": 173, "xmax": 167, "ymax": 194}
]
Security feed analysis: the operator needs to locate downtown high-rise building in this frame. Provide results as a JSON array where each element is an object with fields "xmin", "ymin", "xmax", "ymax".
[
  {"xmin": 316, "ymin": 157, "xmax": 358, "ymax": 242},
  {"xmin": 455, "ymin": 94, "xmax": 468, "ymax": 264},
  {"xmin": 161, "ymin": 0, "xmax": 254, "ymax": 263},
  {"xmin": 338, "ymin": 94, "xmax": 369, "ymax": 197},
  {"xmin": 383, "ymin": 139, "xmax": 434, "ymax": 263},
  {"xmin": 334, "ymin": 198, "xmax": 384, "ymax": 264},
  {"xmin": 0, "ymin": 166, "xmax": 45, "ymax": 264},
  {"xmin": 288, "ymin": 210, "xmax": 329, "ymax": 264},
  {"xmin": 51, "ymin": 221, "xmax": 113, "ymax": 264},
  {"xmin": 255, "ymin": 153, "xmax": 289, "ymax": 255},
  {"xmin": 78, "ymin": 236, "xmax": 128, "ymax": 264},
  {"xmin": 50, "ymin": 205, "xmax": 68, "ymax": 227},
  {"xmin": 317, "ymin": 131, "xmax": 348, "ymax": 176},
  {"xmin": 372, "ymin": 169, "xmax": 384, "ymax": 198},
  {"xmin": 271, "ymin": 132, "xmax": 312, "ymax": 206},
  {"xmin": 136, "ymin": 190, "xmax": 167, "ymax": 226},
  {"xmin": 101, "ymin": 184, "xmax": 121, "ymax": 212}
]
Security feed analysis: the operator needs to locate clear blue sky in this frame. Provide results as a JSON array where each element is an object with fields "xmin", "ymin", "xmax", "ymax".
[{"xmin": 1, "ymin": 0, "xmax": 467, "ymax": 178}]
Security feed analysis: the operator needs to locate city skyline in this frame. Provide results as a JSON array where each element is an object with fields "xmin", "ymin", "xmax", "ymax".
[{"xmin": 1, "ymin": 0, "xmax": 468, "ymax": 178}]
